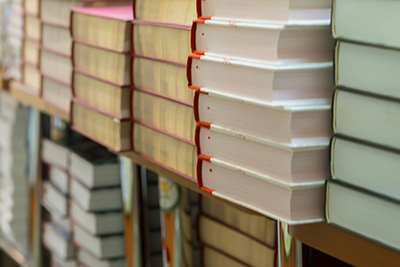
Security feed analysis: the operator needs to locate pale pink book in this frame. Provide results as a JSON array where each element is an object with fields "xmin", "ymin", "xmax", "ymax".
[
  {"xmin": 196, "ymin": 122, "xmax": 330, "ymax": 184},
  {"xmin": 192, "ymin": 19, "xmax": 333, "ymax": 64},
  {"xmin": 197, "ymin": 155, "xmax": 325, "ymax": 224},
  {"xmin": 193, "ymin": 89, "xmax": 332, "ymax": 145},
  {"xmin": 72, "ymin": 6, "xmax": 133, "ymax": 21},
  {"xmin": 197, "ymin": 0, "xmax": 332, "ymax": 23},
  {"xmin": 187, "ymin": 54, "xmax": 333, "ymax": 103}
]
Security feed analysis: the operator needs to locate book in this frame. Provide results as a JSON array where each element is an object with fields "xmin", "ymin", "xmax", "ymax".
[
  {"xmin": 43, "ymin": 222, "xmax": 75, "ymax": 260},
  {"xmin": 40, "ymin": 48, "xmax": 71, "ymax": 85},
  {"xmin": 70, "ymin": 178, "xmax": 122, "ymax": 212},
  {"xmin": 23, "ymin": 39, "xmax": 39, "ymax": 65},
  {"xmin": 200, "ymin": 195, "xmax": 276, "ymax": 247},
  {"xmin": 51, "ymin": 252, "xmax": 77, "ymax": 267},
  {"xmin": 24, "ymin": 0, "xmax": 39, "ymax": 16},
  {"xmin": 194, "ymin": 91, "xmax": 331, "ymax": 145},
  {"xmin": 24, "ymin": 15, "xmax": 40, "ymax": 41},
  {"xmin": 42, "ymin": 24, "xmax": 71, "ymax": 56},
  {"xmin": 42, "ymin": 139, "xmax": 70, "ymax": 169},
  {"xmin": 196, "ymin": 122, "xmax": 330, "ymax": 184},
  {"xmin": 198, "ymin": 214, "xmax": 275, "ymax": 267},
  {"xmin": 49, "ymin": 165, "xmax": 70, "ymax": 195},
  {"xmin": 134, "ymin": 0, "xmax": 196, "ymax": 26},
  {"xmin": 71, "ymin": 100, "xmax": 131, "ymax": 151},
  {"xmin": 71, "ymin": 6, "xmax": 133, "ymax": 52},
  {"xmin": 326, "ymin": 180, "xmax": 400, "ymax": 252},
  {"xmin": 73, "ymin": 42, "xmax": 131, "ymax": 86},
  {"xmin": 132, "ymin": 20, "xmax": 191, "ymax": 64},
  {"xmin": 188, "ymin": 54, "xmax": 333, "ymax": 103},
  {"xmin": 335, "ymin": 41, "xmax": 400, "ymax": 100},
  {"xmin": 70, "ymin": 200, "xmax": 124, "ymax": 235},
  {"xmin": 201, "ymin": 245, "xmax": 249, "ymax": 267},
  {"xmin": 331, "ymin": 137, "xmax": 400, "ymax": 202},
  {"xmin": 73, "ymin": 71, "xmax": 131, "ymax": 119},
  {"xmin": 133, "ymin": 89, "xmax": 196, "ymax": 142},
  {"xmin": 333, "ymin": 88, "xmax": 400, "ymax": 150},
  {"xmin": 132, "ymin": 56, "xmax": 193, "ymax": 105},
  {"xmin": 69, "ymin": 144, "xmax": 119, "ymax": 188},
  {"xmin": 73, "ymin": 223, "xmax": 125, "ymax": 259},
  {"xmin": 42, "ymin": 76, "xmax": 72, "ymax": 113},
  {"xmin": 50, "ymin": 213, "xmax": 73, "ymax": 234},
  {"xmin": 77, "ymin": 249, "xmax": 126, "ymax": 267},
  {"xmin": 197, "ymin": 0, "xmax": 331, "ymax": 23},
  {"xmin": 192, "ymin": 19, "xmax": 332, "ymax": 63},
  {"xmin": 22, "ymin": 63, "xmax": 40, "ymax": 93},
  {"xmin": 133, "ymin": 122, "xmax": 197, "ymax": 179},
  {"xmin": 197, "ymin": 156, "xmax": 325, "ymax": 223},
  {"xmin": 43, "ymin": 181, "xmax": 69, "ymax": 217},
  {"xmin": 332, "ymin": 0, "xmax": 400, "ymax": 48}
]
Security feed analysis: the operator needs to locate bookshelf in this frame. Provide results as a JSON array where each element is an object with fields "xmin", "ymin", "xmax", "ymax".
[{"xmin": 289, "ymin": 223, "xmax": 400, "ymax": 267}]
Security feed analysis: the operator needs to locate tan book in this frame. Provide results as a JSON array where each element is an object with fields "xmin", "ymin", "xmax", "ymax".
[
  {"xmin": 201, "ymin": 196, "xmax": 276, "ymax": 247},
  {"xmin": 24, "ymin": 15, "xmax": 41, "ymax": 40},
  {"xmin": 42, "ymin": 24, "xmax": 72, "ymax": 56},
  {"xmin": 73, "ymin": 42, "xmax": 131, "ymax": 86},
  {"xmin": 134, "ymin": 0, "xmax": 197, "ymax": 26},
  {"xmin": 73, "ymin": 71, "xmax": 131, "ymax": 119},
  {"xmin": 72, "ymin": 101, "xmax": 131, "ymax": 152},
  {"xmin": 133, "ymin": 56, "xmax": 194, "ymax": 105},
  {"xmin": 202, "ymin": 245, "xmax": 250, "ymax": 267},
  {"xmin": 23, "ymin": 39, "xmax": 39, "ymax": 65},
  {"xmin": 133, "ymin": 122, "xmax": 196, "ymax": 179},
  {"xmin": 42, "ymin": 76, "xmax": 72, "ymax": 113},
  {"xmin": 22, "ymin": 63, "xmax": 41, "ymax": 94},
  {"xmin": 132, "ymin": 21, "xmax": 191, "ymax": 64},
  {"xmin": 133, "ymin": 89, "xmax": 195, "ymax": 142},
  {"xmin": 24, "ymin": 0, "xmax": 39, "ymax": 16},
  {"xmin": 40, "ymin": 49, "xmax": 72, "ymax": 85},
  {"xmin": 198, "ymin": 215, "xmax": 275, "ymax": 267}
]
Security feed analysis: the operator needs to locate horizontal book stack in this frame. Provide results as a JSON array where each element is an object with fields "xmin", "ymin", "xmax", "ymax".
[
  {"xmin": 0, "ymin": 92, "xmax": 30, "ymax": 255},
  {"xmin": 70, "ymin": 6, "xmax": 133, "ymax": 152},
  {"xmin": 198, "ymin": 195, "xmax": 277, "ymax": 267},
  {"xmin": 327, "ymin": 0, "xmax": 400, "ymax": 251},
  {"xmin": 40, "ymin": 1, "xmax": 131, "ymax": 115},
  {"xmin": 23, "ymin": 0, "xmax": 41, "ymax": 94},
  {"xmin": 131, "ymin": 0, "xmax": 197, "ymax": 180},
  {"xmin": 41, "ymin": 137, "xmax": 126, "ymax": 266},
  {"xmin": 190, "ymin": 0, "xmax": 334, "ymax": 223}
]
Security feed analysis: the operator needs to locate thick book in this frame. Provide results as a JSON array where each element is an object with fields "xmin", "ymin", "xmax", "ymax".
[
  {"xmin": 71, "ymin": 6, "xmax": 133, "ymax": 53},
  {"xmin": 42, "ymin": 139, "xmax": 70, "ymax": 169},
  {"xmin": 51, "ymin": 252, "xmax": 77, "ymax": 267},
  {"xmin": 22, "ymin": 62, "xmax": 41, "ymax": 94},
  {"xmin": 70, "ymin": 200, "xmax": 124, "ymax": 235},
  {"xmin": 197, "ymin": 155, "xmax": 325, "ymax": 224},
  {"xmin": 23, "ymin": 39, "xmax": 39, "ymax": 66},
  {"xmin": 333, "ymin": 88, "xmax": 400, "ymax": 150},
  {"xmin": 77, "ymin": 248, "xmax": 126, "ymax": 267},
  {"xmin": 332, "ymin": 0, "xmax": 400, "ymax": 48},
  {"xmin": 69, "ymin": 144, "xmax": 119, "ymax": 188},
  {"xmin": 42, "ymin": 181, "xmax": 69, "ymax": 217},
  {"xmin": 197, "ymin": 0, "xmax": 331, "ymax": 23},
  {"xmin": 132, "ymin": 55, "xmax": 193, "ymax": 106},
  {"xmin": 331, "ymin": 137, "xmax": 400, "ymax": 202},
  {"xmin": 49, "ymin": 165, "xmax": 70, "ymax": 195},
  {"xmin": 73, "ymin": 223, "xmax": 125, "ymax": 259},
  {"xmin": 192, "ymin": 19, "xmax": 332, "ymax": 63},
  {"xmin": 42, "ymin": 75, "xmax": 72, "ymax": 113},
  {"xmin": 40, "ymin": 47, "xmax": 72, "ymax": 86},
  {"xmin": 326, "ymin": 180, "xmax": 400, "ymax": 252},
  {"xmin": 134, "ymin": 0, "xmax": 196, "ymax": 26},
  {"xmin": 43, "ymin": 222, "xmax": 75, "ymax": 260},
  {"xmin": 334, "ymin": 41, "xmax": 400, "ymax": 100},
  {"xmin": 42, "ymin": 23, "xmax": 71, "ymax": 56},
  {"xmin": 202, "ymin": 245, "xmax": 249, "ymax": 267},
  {"xmin": 132, "ymin": 20, "xmax": 191, "ymax": 64},
  {"xmin": 187, "ymin": 53, "xmax": 333, "ymax": 103},
  {"xmin": 24, "ymin": 15, "xmax": 41, "ymax": 41},
  {"xmin": 196, "ymin": 122, "xmax": 330, "ymax": 184},
  {"xmin": 198, "ymin": 214, "xmax": 275, "ymax": 267},
  {"xmin": 24, "ymin": 0, "xmax": 39, "ymax": 16},
  {"xmin": 70, "ymin": 178, "xmax": 122, "ymax": 212},
  {"xmin": 193, "ymin": 90, "xmax": 331, "ymax": 145},
  {"xmin": 71, "ymin": 100, "xmax": 131, "ymax": 152}
]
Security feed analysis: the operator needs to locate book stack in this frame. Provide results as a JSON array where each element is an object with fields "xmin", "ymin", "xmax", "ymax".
[
  {"xmin": 189, "ymin": 0, "xmax": 334, "ymax": 223},
  {"xmin": 70, "ymin": 6, "xmax": 133, "ymax": 152},
  {"xmin": 40, "ymin": 0, "xmax": 130, "ymax": 114},
  {"xmin": 6, "ymin": 0, "xmax": 24, "ymax": 80},
  {"xmin": 0, "ymin": 92, "xmax": 30, "ymax": 254},
  {"xmin": 41, "ymin": 137, "xmax": 126, "ymax": 266},
  {"xmin": 198, "ymin": 195, "xmax": 277, "ymax": 267},
  {"xmin": 131, "ymin": 0, "xmax": 197, "ymax": 180},
  {"xmin": 326, "ymin": 0, "xmax": 400, "ymax": 251}
]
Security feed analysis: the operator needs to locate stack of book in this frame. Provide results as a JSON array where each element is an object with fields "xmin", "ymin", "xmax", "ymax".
[
  {"xmin": 131, "ymin": 0, "xmax": 197, "ymax": 180},
  {"xmin": 0, "ymin": 92, "xmax": 30, "ymax": 255},
  {"xmin": 327, "ymin": 0, "xmax": 400, "ymax": 251},
  {"xmin": 6, "ymin": 0, "xmax": 24, "ymax": 80},
  {"xmin": 70, "ymin": 6, "xmax": 132, "ymax": 152},
  {"xmin": 189, "ymin": 0, "xmax": 334, "ymax": 223},
  {"xmin": 198, "ymin": 195, "xmax": 277, "ymax": 267},
  {"xmin": 41, "ymin": 136, "xmax": 126, "ymax": 266},
  {"xmin": 40, "ymin": 0, "xmax": 130, "ymax": 114}
]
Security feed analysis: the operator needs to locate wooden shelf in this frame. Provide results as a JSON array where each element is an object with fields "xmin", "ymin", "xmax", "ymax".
[
  {"xmin": 289, "ymin": 223, "xmax": 400, "ymax": 267},
  {"xmin": 10, "ymin": 81, "xmax": 70, "ymax": 122}
]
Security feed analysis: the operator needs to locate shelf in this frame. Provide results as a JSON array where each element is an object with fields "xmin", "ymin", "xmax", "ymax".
[
  {"xmin": 10, "ymin": 81, "xmax": 70, "ymax": 122},
  {"xmin": 289, "ymin": 223, "xmax": 400, "ymax": 267},
  {"xmin": 0, "ymin": 238, "xmax": 30, "ymax": 266}
]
